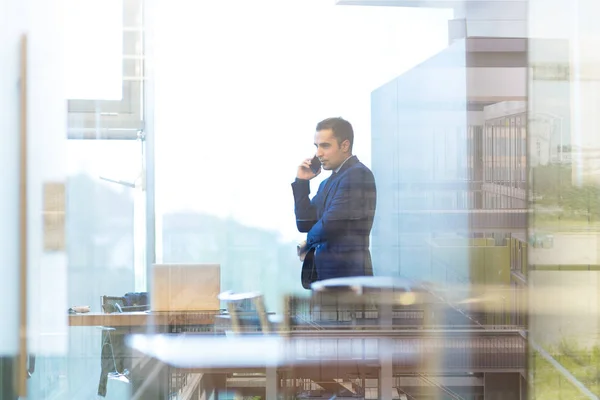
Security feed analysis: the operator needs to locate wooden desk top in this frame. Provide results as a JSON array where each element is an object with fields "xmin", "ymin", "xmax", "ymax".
[{"xmin": 69, "ymin": 311, "xmax": 218, "ymax": 327}]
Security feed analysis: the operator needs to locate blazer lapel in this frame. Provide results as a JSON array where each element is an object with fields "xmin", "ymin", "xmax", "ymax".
[
  {"xmin": 320, "ymin": 172, "xmax": 339, "ymax": 209},
  {"xmin": 319, "ymin": 156, "xmax": 359, "ymax": 209}
]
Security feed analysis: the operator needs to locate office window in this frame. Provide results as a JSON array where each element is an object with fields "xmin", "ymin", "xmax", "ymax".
[
  {"xmin": 66, "ymin": 0, "xmax": 144, "ymax": 140},
  {"xmin": 66, "ymin": 140, "xmax": 141, "ymax": 302},
  {"xmin": 152, "ymin": 1, "xmax": 454, "ymax": 311},
  {"xmin": 58, "ymin": 2, "xmax": 149, "ymax": 397}
]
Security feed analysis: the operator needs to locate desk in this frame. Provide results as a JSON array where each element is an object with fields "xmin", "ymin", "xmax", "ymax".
[
  {"xmin": 68, "ymin": 311, "xmax": 217, "ymax": 328},
  {"xmin": 127, "ymin": 330, "xmax": 528, "ymax": 399},
  {"xmin": 68, "ymin": 311, "xmax": 222, "ymax": 398},
  {"xmin": 126, "ymin": 333, "xmax": 403, "ymax": 400}
]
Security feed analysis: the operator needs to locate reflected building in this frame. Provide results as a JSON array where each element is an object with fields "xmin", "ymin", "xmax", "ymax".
[
  {"xmin": 339, "ymin": 0, "xmax": 530, "ymax": 398},
  {"xmin": 369, "ymin": 36, "xmax": 528, "ymax": 284},
  {"xmin": 527, "ymin": 5, "xmax": 600, "ymax": 397},
  {"xmin": 339, "ymin": 0, "xmax": 600, "ymax": 399}
]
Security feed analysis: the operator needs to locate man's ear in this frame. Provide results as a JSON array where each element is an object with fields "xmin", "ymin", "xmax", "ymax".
[{"xmin": 341, "ymin": 139, "xmax": 350, "ymax": 152}]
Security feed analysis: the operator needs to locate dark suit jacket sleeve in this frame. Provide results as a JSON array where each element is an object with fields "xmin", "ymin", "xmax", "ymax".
[
  {"xmin": 291, "ymin": 178, "xmax": 319, "ymax": 233},
  {"xmin": 306, "ymin": 169, "xmax": 376, "ymax": 247}
]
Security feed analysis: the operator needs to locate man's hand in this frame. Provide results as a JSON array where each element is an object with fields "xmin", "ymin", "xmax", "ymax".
[
  {"xmin": 297, "ymin": 157, "xmax": 320, "ymax": 180},
  {"xmin": 297, "ymin": 240, "xmax": 309, "ymax": 261}
]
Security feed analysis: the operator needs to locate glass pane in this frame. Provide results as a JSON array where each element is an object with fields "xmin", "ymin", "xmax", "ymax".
[
  {"xmin": 154, "ymin": 1, "xmax": 453, "ymax": 313},
  {"xmin": 0, "ymin": 20, "xmax": 21, "ymax": 362},
  {"xmin": 529, "ymin": 0, "xmax": 600, "ymax": 398},
  {"xmin": 2, "ymin": 1, "xmax": 70, "ymax": 398},
  {"xmin": 67, "ymin": 139, "xmax": 142, "ymax": 301},
  {"xmin": 147, "ymin": 0, "xmax": 534, "ymax": 398},
  {"xmin": 10, "ymin": 0, "xmax": 600, "ymax": 398},
  {"xmin": 62, "ymin": 140, "xmax": 142, "ymax": 398}
]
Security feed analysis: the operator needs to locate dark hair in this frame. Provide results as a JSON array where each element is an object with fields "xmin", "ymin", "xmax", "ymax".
[{"xmin": 316, "ymin": 117, "xmax": 354, "ymax": 151}]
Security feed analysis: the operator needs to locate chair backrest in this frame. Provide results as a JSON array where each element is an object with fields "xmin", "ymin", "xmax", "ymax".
[
  {"xmin": 101, "ymin": 294, "xmax": 150, "ymax": 313},
  {"xmin": 284, "ymin": 276, "xmax": 430, "ymax": 331},
  {"xmin": 101, "ymin": 296, "xmax": 125, "ymax": 313},
  {"xmin": 218, "ymin": 291, "xmax": 271, "ymax": 334}
]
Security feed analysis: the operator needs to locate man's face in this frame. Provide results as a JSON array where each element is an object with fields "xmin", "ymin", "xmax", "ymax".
[{"xmin": 314, "ymin": 129, "xmax": 350, "ymax": 171}]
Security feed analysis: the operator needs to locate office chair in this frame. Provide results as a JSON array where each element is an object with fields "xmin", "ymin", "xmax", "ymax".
[
  {"xmin": 101, "ymin": 294, "xmax": 149, "ymax": 313},
  {"xmin": 97, "ymin": 295, "xmax": 138, "ymax": 397},
  {"xmin": 217, "ymin": 291, "xmax": 273, "ymax": 334}
]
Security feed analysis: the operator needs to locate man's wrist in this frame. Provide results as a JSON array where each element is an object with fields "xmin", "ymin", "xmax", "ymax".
[{"xmin": 294, "ymin": 177, "xmax": 310, "ymax": 185}]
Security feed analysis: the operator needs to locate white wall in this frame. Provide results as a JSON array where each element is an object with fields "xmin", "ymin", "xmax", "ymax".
[
  {"xmin": 0, "ymin": 0, "xmax": 26, "ymax": 357},
  {"xmin": 26, "ymin": 0, "xmax": 68, "ymax": 356},
  {"xmin": 0, "ymin": 0, "xmax": 68, "ymax": 357}
]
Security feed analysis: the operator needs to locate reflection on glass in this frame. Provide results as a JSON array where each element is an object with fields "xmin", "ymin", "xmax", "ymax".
[
  {"xmin": 67, "ymin": 140, "xmax": 142, "ymax": 304},
  {"xmin": 153, "ymin": 1, "xmax": 452, "ymax": 313},
  {"xmin": 10, "ymin": 0, "xmax": 600, "ymax": 398},
  {"xmin": 60, "ymin": 140, "xmax": 141, "ymax": 398},
  {"xmin": 529, "ymin": 0, "xmax": 600, "ymax": 398}
]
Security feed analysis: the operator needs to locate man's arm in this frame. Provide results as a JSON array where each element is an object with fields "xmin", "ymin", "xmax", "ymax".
[
  {"xmin": 292, "ymin": 157, "xmax": 322, "ymax": 233},
  {"xmin": 306, "ymin": 169, "xmax": 376, "ymax": 246},
  {"xmin": 292, "ymin": 178, "xmax": 318, "ymax": 233}
]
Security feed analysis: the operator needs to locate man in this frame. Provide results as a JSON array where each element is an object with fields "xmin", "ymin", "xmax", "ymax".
[{"xmin": 292, "ymin": 117, "xmax": 377, "ymax": 289}]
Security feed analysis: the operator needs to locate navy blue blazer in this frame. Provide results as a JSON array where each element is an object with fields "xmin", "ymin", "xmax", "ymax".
[{"xmin": 292, "ymin": 156, "xmax": 377, "ymax": 287}]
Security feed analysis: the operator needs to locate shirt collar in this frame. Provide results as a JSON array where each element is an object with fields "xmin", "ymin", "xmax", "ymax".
[{"xmin": 334, "ymin": 155, "xmax": 355, "ymax": 173}]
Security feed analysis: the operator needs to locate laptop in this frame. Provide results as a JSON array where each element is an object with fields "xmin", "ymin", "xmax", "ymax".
[{"xmin": 151, "ymin": 263, "xmax": 221, "ymax": 312}]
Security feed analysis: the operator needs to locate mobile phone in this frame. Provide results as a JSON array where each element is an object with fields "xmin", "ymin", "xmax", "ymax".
[{"xmin": 309, "ymin": 155, "xmax": 321, "ymax": 174}]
